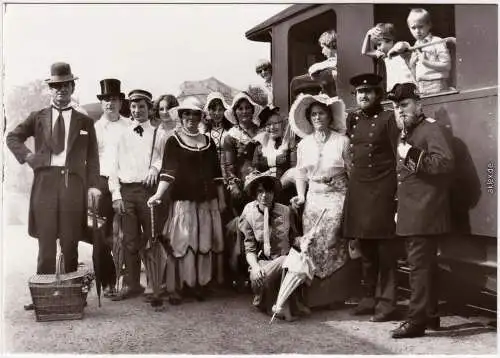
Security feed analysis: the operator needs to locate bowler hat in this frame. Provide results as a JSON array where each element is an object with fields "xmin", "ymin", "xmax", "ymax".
[
  {"xmin": 387, "ymin": 82, "xmax": 420, "ymax": 102},
  {"xmin": 128, "ymin": 89, "xmax": 153, "ymax": 103},
  {"xmin": 45, "ymin": 62, "xmax": 79, "ymax": 84},
  {"xmin": 97, "ymin": 79, "xmax": 125, "ymax": 100},
  {"xmin": 349, "ymin": 73, "xmax": 383, "ymax": 89}
]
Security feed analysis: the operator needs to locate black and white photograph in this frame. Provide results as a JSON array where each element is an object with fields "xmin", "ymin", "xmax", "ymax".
[{"xmin": 1, "ymin": 1, "xmax": 497, "ymax": 355}]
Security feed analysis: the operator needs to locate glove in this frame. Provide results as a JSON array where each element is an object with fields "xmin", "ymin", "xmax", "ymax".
[{"xmin": 397, "ymin": 142, "xmax": 412, "ymax": 159}]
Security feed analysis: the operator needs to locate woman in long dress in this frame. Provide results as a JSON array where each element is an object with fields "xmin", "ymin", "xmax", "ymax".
[
  {"xmin": 289, "ymin": 93, "xmax": 360, "ymax": 308},
  {"xmin": 147, "ymin": 98, "xmax": 225, "ymax": 304},
  {"xmin": 222, "ymin": 92, "xmax": 264, "ymax": 289},
  {"xmin": 252, "ymin": 106, "xmax": 297, "ymax": 205},
  {"xmin": 202, "ymin": 92, "xmax": 233, "ymax": 175}
]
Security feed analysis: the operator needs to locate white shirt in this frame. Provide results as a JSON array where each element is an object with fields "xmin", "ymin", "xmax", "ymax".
[
  {"xmin": 108, "ymin": 120, "xmax": 166, "ymax": 201},
  {"xmin": 94, "ymin": 114, "xmax": 133, "ymax": 177},
  {"xmin": 50, "ymin": 105, "xmax": 73, "ymax": 166},
  {"xmin": 413, "ymin": 34, "xmax": 451, "ymax": 81},
  {"xmin": 384, "ymin": 56, "xmax": 415, "ymax": 91}
]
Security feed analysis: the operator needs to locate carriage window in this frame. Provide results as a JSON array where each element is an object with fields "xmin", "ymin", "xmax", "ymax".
[
  {"xmin": 288, "ymin": 10, "xmax": 337, "ymax": 102},
  {"xmin": 373, "ymin": 4, "xmax": 456, "ymax": 97}
]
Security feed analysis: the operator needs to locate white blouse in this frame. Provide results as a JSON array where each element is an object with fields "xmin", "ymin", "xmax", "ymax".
[{"xmin": 295, "ymin": 131, "xmax": 349, "ymax": 182}]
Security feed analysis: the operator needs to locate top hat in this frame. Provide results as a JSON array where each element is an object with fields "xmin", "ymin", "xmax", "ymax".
[
  {"xmin": 349, "ymin": 73, "xmax": 383, "ymax": 89},
  {"xmin": 45, "ymin": 62, "xmax": 79, "ymax": 84},
  {"xmin": 387, "ymin": 82, "xmax": 420, "ymax": 102},
  {"xmin": 97, "ymin": 79, "xmax": 125, "ymax": 100},
  {"xmin": 128, "ymin": 89, "xmax": 153, "ymax": 103}
]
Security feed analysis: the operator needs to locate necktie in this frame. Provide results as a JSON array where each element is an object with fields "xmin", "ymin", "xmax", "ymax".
[
  {"xmin": 263, "ymin": 207, "xmax": 271, "ymax": 258},
  {"xmin": 134, "ymin": 125, "xmax": 144, "ymax": 137},
  {"xmin": 273, "ymin": 137, "xmax": 282, "ymax": 149},
  {"xmin": 51, "ymin": 106, "xmax": 71, "ymax": 154}
]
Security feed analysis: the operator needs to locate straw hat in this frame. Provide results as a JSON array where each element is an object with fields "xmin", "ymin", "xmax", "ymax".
[
  {"xmin": 289, "ymin": 93, "xmax": 346, "ymax": 138},
  {"xmin": 172, "ymin": 97, "xmax": 203, "ymax": 117},
  {"xmin": 244, "ymin": 171, "xmax": 282, "ymax": 196},
  {"xmin": 203, "ymin": 92, "xmax": 230, "ymax": 113},
  {"xmin": 224, "ymin": 92, "xmax": 264, "ymax": 126}
]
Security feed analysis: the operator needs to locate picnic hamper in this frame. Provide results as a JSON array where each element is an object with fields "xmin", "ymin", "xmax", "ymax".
[{"xmin": 28, "ymin": 241, "xmax": 94, "ymax": 322}]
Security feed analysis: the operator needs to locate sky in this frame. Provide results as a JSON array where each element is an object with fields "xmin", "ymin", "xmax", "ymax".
[{"xmin": 3, "ymin": 3, "xmax": 289, "ymax": 105}]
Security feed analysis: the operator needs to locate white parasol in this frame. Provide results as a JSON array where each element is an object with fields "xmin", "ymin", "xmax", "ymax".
[{"xmin": 269, "ymin": 209, "xmax": 326, "ymax": 324}]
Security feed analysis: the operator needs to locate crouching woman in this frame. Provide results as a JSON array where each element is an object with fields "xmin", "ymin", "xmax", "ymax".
[{"xmin": 239, "ymin": 171, "xmax": 306, "ymax": 321}]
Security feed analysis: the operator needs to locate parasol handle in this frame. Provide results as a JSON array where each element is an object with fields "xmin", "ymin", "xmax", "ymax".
[
  {"xmin": 311, "ymin": 209, "xmax": 327, "ymax": 234},
  {"xmin": 150, "ymin": 205, "xmax": 155, "ymax": 240}
]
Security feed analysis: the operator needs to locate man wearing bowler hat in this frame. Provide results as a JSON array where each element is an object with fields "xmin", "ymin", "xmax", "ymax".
[
  {"xmin": 93, "ymin": 78, "xmax": 133, "ymax": 297},
  {"xmin": 7, "ymin": 62, "xmax": 101, "ymax": 309},
  {"xmin": 388, "ymin": 82, "xmax": 454, "ymax": 338},
  {"xmin": 343, "ymin": 73, "xmax": 401, "ymax": 322}
]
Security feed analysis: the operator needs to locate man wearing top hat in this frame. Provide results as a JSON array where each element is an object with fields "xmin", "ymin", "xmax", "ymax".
[
  {"xmin": 6, "ymin": 62, "xmax": 101, "ymax": 308},
  {"xmin": 108, "ymin": 89, "xmax": 166, "ymax": 300},
  {"xmin": 343, "ymin": 73, "xmax": 401, "ymax": 322},
  {"xmin": 93, "ymin": 78, "xmax": 133, "ymax": 297},
  {"xmin": 388, "ymin": 82, "xmax": 454, "ymax": 338}
]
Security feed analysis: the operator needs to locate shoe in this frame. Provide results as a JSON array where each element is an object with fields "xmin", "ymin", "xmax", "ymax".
[
  {"xmin": 111, "ymin": 285, "xmax": 145, "ymax": 301},
  {"xmin": 352, "ymin": 305, "xmax": 375, "ymax": 316},
  {"xmin": 168, "ymin": 292, "xmax": 182, "ymax": 305},
  {"xmin": 427, "ymin": 316, "xmax": 441, "ymax": 330},
  {"xmin": 392, "ymin": 320, "xmax": 426, "ymax": 339},
  {"xmin": 370, "ymin": 310, "xmax": 399, "ymax": 322},
  {"xmin": 24, "ymin": 303, "xmax": 35, "ymax": 311},
  {"xmin": 103, "ymin": 286, "xmax": 117, "ymax": 298}
]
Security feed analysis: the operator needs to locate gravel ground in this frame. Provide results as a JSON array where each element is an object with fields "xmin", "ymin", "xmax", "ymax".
[{"xmin": 1, "ymin": 224, "xmax": 497, "ymax": 355}]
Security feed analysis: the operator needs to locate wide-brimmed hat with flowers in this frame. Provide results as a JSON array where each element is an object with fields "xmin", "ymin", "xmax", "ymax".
[
  {"xmin": 224, "ymin": 92, "xmax": 264, "ymax": 126},
  {"xmin": 244, "ymin": 171, "xmax": 282, "ymax": 196},
  {"xmin": 203, "ymin": 92, "xmax": 230, "ymax": 113},
  {"xmin": 289, "ymin": 93, "xmax": 346, "ymax": 138}
]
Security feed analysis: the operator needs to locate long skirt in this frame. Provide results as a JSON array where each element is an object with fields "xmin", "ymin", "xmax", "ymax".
[
  {"xmin": 162, "ymin": 199, "xmax": 224, "ymax": 291},
  {"xmin": 301, "ymin": 176, "xmax": 360, "ymax": 308}
]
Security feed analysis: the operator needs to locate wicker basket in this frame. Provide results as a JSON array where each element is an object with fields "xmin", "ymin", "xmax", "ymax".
[{"xmin": 28, "ymin": 244, "xmax": 92, "ymax": 322}]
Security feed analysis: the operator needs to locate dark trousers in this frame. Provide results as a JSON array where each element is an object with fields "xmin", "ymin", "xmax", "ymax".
[
  {"xmin": 32, "ymin": 167, "xmax": 84, "ymax": 274},
  {"xmin": 406, "ymin": 236, "xmax": 439, "ymax": 324},
  {"xmin": 358, "ymin": 239, "xmax": 399, "ymax": 314},
  {"xmin": 95, "ymin": 176, "xmax": 117, "ymax": 287},
  {"xmin": 121, "ymin": 183, "xmax": 152, "ymax": 288}
]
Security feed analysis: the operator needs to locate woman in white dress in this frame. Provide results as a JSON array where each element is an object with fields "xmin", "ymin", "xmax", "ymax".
[{"xmin": 289, "ymin": 93, "xmax": 360, "ymax": 308}]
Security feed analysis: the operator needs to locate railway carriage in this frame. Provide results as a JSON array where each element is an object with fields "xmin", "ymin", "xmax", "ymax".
[{"xmin": 246, "ymin": 3, "xmax": 498, "ymax": 315}]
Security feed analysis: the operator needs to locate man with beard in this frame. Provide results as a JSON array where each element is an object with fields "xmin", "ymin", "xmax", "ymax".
[
  {"xmin": 388, "ymin": 82, "xmax": 454, "ymax": 338},
  {"xmin": 93, "ymin": 78, "xmax": 133, "ymax": 297},
  {"xmin": 343, "ymin": 73, "xmax": 400, "ymax": 322},
  {"xmin": 7, "ymin": 62, "xmax": 101, "ymax": 309}
]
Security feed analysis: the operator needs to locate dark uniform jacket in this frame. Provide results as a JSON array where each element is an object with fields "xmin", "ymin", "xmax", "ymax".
[
  {"xmin": 343, "ymin": 105, "xmax": 400, "ymax": 239},
  {"xmin": 396, "ymin": 115, "xmax": 454, "ymax": 236},
  {"xmin": 6, "ymin": 107, "xmax": 100, "ymax": 238}
]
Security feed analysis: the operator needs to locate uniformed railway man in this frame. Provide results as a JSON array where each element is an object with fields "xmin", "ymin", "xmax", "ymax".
[
  {"xmin": 343, "ymin": 73, "xmax": 401, "ymax": 322},
  {"xmin": 388, "ymin": 82, "xmax": 454, "ymax": 338}
]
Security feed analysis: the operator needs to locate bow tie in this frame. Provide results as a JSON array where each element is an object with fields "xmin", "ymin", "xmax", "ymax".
[{"xmin": 134, "ymin": 125, "xmax": 144, "ymax": 137}]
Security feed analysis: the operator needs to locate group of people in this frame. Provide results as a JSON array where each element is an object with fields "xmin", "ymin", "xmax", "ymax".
[{"xmin": 7, "ymin": 7, "xmax": 455, "ymax": 340}]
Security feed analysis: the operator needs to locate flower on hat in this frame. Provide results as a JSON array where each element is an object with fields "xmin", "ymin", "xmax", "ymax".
[{"xmin": 289, "ymin": 93, "xmax": 346, "ymax": 138}]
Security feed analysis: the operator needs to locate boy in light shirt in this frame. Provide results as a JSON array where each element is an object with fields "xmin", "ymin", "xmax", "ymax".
[{"xmin": 389, "ymin": 8, "xmax": 452, "ymax": 95}]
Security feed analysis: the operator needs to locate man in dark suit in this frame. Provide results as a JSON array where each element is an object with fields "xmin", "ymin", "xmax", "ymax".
[
  {"xmin": 388, "ymin": 82, "xmax": 454, "ymax": 338},
  {"xmin": 343, "ymin": 74, "xmax": 400, "ymax": 322},
  {"xmin": 7, "ymin": 62, "xmax": 101, "ymax": 309}
]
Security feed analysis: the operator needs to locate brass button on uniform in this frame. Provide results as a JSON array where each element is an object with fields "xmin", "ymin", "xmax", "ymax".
[
  {"xmin": 371, "ymin": 123, "xmax": 376, "ymax": 127},
  {"xmin": 374, "ymin": 115, "xmax": 378, "ymax": 119},
  {"xmin": 369, "ymin": 133, "xmax": 374, "ymax": 137},
  {"xmin": 368, "ymin": 164, "xmax": 373, "ymax": 168},
  {"xmin": 368, "ymin": 153, "xmax": 373, "ymax": 157}
]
